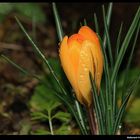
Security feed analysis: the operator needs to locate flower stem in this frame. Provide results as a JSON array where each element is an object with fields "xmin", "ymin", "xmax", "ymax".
[
  {"xmin": 87, "ymin": 103, "xmax": 97, "ymax": 135},
  {"xmin": 48, "ymin": 111, "xmax": 54, "ymax": 135}
]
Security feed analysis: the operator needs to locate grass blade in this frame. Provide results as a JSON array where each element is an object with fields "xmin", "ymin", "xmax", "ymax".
[
  {"xmin": 113, "ymin": 73, "xmax": 140, "ymax": 134},
  {"xmin": 112, "ymin": 80, "xmax": 117, "ymax": 121},
  {"xmin": 75, "ymin": 100, "xmax": 88, "ymax": 134},
  {"xmin": 111, "ymin": 7, "xmax": 140, "ymax": 86},
  {"xmin": 121, "ymin": 22, "xmax": 140, "ymax": 102},
  {"xmin": 94, "ymin": 13, "xmax": 100, "ymax": 34},
  {"xmin": 94, "ymin": 13, "xmax": 110, "ymax": 130},
  {"xmin": 103, "ymin": 2, "xmax": 113, "ymax": 48},
  {"xmin": 98, "ymin": 35, "xmax": 113, "ymax": 134},
  {"xmin": 89, "ymin": 72, "xmax": 105, "ymax": 134},
  {"xmin": 0, "ymin": 55, "xmax": 67, "ymax": 97},
  {"xmin": 15, "ymin": 16, "xmax": 68, "ymax": 96},
  {"xmin": 102, "ymin": 5, "xmax": 113, "ymax": 68},
  {"xmin": 52, "ymin": 2, "xmax": 64, "ymax": 41},
  {"xmin": 113, "ymin": 22, "xmax": 123, "ymax": 121},
  {"xmin": 1, "ymin": 54, "xmax": 29, "ymax": 75},
  {"xmin": 115, "ymin": 22, "xmax": 123, "ymax": 60},
  {"xmin": 99, "ymin": 89, "xmax": 106, "ymax": 126},
  {"xmin": 66, "ymin": 103, "xmax": 87, "ymax": 135},
  {"xmin": 1, "ymin": 54, "xmax": 67, "ymax": 100}
]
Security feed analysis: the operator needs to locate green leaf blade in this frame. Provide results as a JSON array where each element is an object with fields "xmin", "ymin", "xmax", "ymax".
[
  {"xmin": 89, "ymin": 72, "xmax": 105, "ymax": 135},
  {"xmin": 102, "ymin": 5, "xmax": 113, "ymax": 68},
  {"xmin": 52, "ymin": 2, "xmax": 64, "ymax": 42},
  {"xmin": 103, "ymin": 2, "xmax": 113, "ymax": 48},
  {"xmin": 113, "ymin": 74, "xmax": 140, "ymax": 134},
  {"xmin": 94, "ymin": 13, "xmax": 100, "ymax": 34},
  {"xmin": 111, "ymin": 7, "xmax": 140, "ymax": 86}
]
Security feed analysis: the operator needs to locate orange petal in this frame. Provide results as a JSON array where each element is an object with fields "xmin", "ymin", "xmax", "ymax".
[
  {"xmin": 78, "ymin": 26, "xmax": 100, "ymax": 48},
  {"xmin": 59, "ymin": 36, "xmax": 82, "ymax": 103},
  {"xmin": 77, "ymin": 40, "xmax": 95, "ymax": 107},
  {"xmin": 90, "ymin": 41, "xmax": 104, "ymax": 91},
  {"xmin": 79, "ymin": 26, "xmax": 103, "ymax": 91},
  {"xmin": 68, "ymin": 34, "xmax": 83, "ymax": 74},
  {"xmin": 68, "ymin": 34, "xmax": 84, "ymax": 46}
]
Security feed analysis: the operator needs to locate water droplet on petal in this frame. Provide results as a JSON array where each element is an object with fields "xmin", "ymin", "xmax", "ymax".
[{"xmin": 84, "ymin": 67, "xmax": 88, "ymax": 71}]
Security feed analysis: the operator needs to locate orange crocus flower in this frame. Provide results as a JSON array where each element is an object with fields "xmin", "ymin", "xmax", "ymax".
[{"xmin": 59, "ymin": 26, "xmax": 103, "ymax": 107}]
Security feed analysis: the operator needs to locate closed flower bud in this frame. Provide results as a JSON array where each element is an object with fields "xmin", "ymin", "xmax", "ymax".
[{"xmin": 59, "ymin": 26, "xmax": 103, "ymax": 107}]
